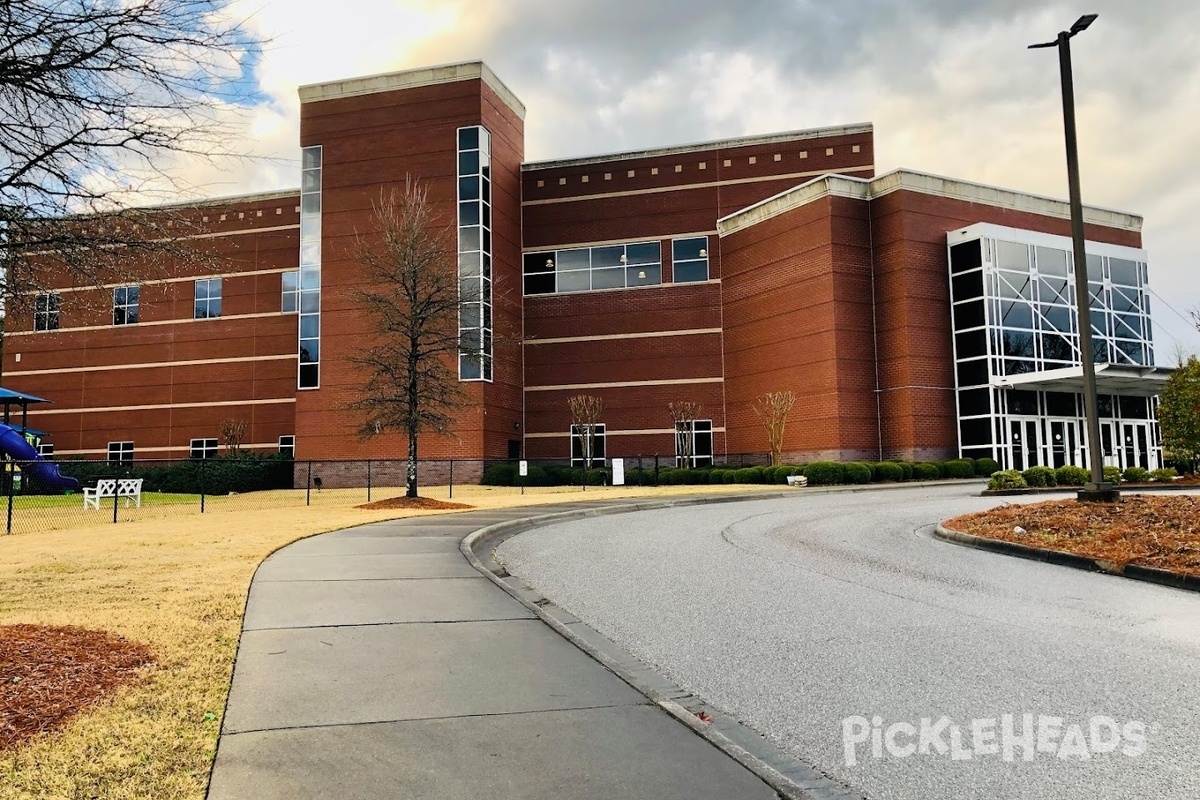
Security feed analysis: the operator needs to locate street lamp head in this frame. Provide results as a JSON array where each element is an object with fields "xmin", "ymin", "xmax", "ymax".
[{"xmin": 1071, "ymin": 14, "xmax": 1098, "ymax": 34}]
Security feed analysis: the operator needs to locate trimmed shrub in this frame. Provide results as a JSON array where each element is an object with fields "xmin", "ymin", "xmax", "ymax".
[
  {"xmin": 973, "ymin": 458, "xmax": 1001, "ymax": 477},
  {"xmin": 481, "ymin": 463, "xmax": 517, "ymax": 486},
  {"xmin": 584, "ymin": 467, "xmax": 610, "ymax": 486},
  {"xmin": 873, "ymin": 462, "xmax": 904, "ymax": 482},
  {"xmin": 1054, "ymin": 465, "xmax": 1089, "ymax": 486},
  {"xmin": 910, "ymin": 462, "xmax": 941, "ymax": 481},
  {"xmin": 1022, "ymin": 466, "xmax": 1057, "ymax": 488},
  {"xmin": 1103, "ymin": 466, "xmax": 1122, "ymax": 485},
  {"xmin": 895, "ymin": 462, "xmax": 915, "ymax": 480},
  {"xmin": 1150, "ymin": 467, "xmax": 1178, "ymax": 482},
  {"xmin": 721, "ymin": 469, "xmax": 738, "ymax": 484},
  {"xmin": 943, "ymin": 459, "xmax": 976, "ymax": 479},
  {"xmin": 804, "ymin": 461, "xmax": 844, "ymax": 486},
  {"xmin": 733, "ymin": 467, "xmax": 763, "ymax": 484},
  {"xmin": 1122, "ymin": 467, "xmax": 1151, "ymax": 484},
  {"xmin": 988, "ymin": 470, "xmax": 1028, "ymax": 490},
  {"xmin": 842, "ymin": 462, "xmax": 872, "ymax": 484}
]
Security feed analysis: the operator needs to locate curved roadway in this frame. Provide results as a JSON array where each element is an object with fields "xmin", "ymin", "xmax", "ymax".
[{"xmin": 497, "ymin": 484, "xmax": 1200, "ymax": 800}]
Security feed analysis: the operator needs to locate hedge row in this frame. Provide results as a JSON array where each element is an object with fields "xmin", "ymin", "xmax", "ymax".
[
  {"xmin": 28, "ymin": 453, "xmax": 295, "ymax": 496},
  {"xmin": 480, "ymin": 457, "xmax": 1003, "ymax": 488},
  {"xmin": 988, "ymin": 465, "xmax": 1180, "ymax": 491}
]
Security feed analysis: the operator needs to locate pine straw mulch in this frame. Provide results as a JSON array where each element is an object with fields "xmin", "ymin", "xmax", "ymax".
[
  {"xmin": 946, "ymin": 495, "xmax": 1200, "ymax": 576},
  {"xmin": 356, "ymin": 496, "xmax": 474, "ymax": 511},
  {"xmin": 1, "ymin": 625, "xmax": 154, "ymax": 751}
]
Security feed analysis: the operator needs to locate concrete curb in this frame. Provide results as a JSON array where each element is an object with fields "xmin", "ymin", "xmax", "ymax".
[
  {"xmin": 933, "ymin": 523, "xmax": 1200, "ymax": 594},
  {"xmin": 460, "ymin": 492, "xmax": 865, "ymax": 800}
]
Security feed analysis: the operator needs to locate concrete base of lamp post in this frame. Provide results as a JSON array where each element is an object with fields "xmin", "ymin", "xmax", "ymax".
[{"xmin": 1077, "ymin": 483, "xmax": 1121, "ymax": 503}]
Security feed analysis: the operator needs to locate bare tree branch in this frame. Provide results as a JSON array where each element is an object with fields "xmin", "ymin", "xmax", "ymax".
[
  {"xmin": 668, "ymin": 400, "xmax": 701, "ymax": 468},
  {"xmin": 568, "ymin": 395, "xmax": 605, "ymax": 471},
  {"xmin": 753, "ymin": 391, "xmax": 796, "ymax": 467}
]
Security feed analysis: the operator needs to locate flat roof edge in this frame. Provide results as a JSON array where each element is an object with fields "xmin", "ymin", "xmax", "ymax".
[
  {"xmin": 522, "ymin": 124, "xmax": 873, "ymax": 171},
  {"xmin": 298, "ymin": 60, "xmax": 526, "ymax": 120}
]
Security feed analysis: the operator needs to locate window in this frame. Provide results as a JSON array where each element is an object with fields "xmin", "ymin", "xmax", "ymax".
[
  {"xmin": 113, "ymin": 286, "xmax": 139, "ymax": 325},
  {"xmin": 458, "ymin": 125, "xmax": 493, "ymax": 382},
  {"xmin": 675, "ymin": 419, "xmax": 714, "ymax": 467},
  {"xmin": 194, "ymin": 278, "xmax": 222, "ymax": 319},
  {"xmin": 523, "ymin": 241, "xmax": 662, "ymax": 295},
  {"xmin": 34, "ymin": 292, "xmax": 60, "ymax": 331},
  {"xmin": 37, "ymin": 443, "xmax": 55, "ymax": 458},
  {"xmin": 298, "ymin": 145, "xmax": 322, "ymax": 389},
  {"xmin": 278, "ymin": 435, "xmax": 295, "ymax": 458},
  {"xmin": 570, "ymin": 423, "xmax": 606, "ymax": 466},
  {"xmin": 672, "ymin": 237, "xmax": 709, "ymax": 283},
  {"xmin": 281, "ymin": 270, "xmax": 299, "ymax": 312},
  {"xmin": 107, "ymin": 441, "xmax": 134, "ymax": 463},
  {"xmin": 190, "ymin": 438, "xmax": 218, "ymax": 459}
]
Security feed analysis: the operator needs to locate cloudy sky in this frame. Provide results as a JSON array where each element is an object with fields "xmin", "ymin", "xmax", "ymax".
[{"xmin": 203, "ymin": 0, "xmax": 1200, "ymax": 360}]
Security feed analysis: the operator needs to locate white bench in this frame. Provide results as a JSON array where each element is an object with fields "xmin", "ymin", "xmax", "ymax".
[{"xmin": 83, "ymin": 478, "xmax": 144, "ymax": 509}]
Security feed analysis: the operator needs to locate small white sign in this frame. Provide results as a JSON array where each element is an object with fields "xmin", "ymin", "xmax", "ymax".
[
  {"xmin": 611, "ymin": 458, "xmax": 625, "ymax": 486},
  {"xmin": 518, "ymin": 460, "xmax": 529, "ymax": 477}
]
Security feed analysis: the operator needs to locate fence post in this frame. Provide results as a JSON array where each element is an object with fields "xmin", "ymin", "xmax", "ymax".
[
  {"xmin": 199, "ymin": 457, "xmax": 206, "ymax": 514},
  {"xmin": 6, "ymin": 461, "xmax": 15, "ymax": 535},
  {"xmin": 367, "ymin": 459, "xmax": 372, "ymax": 503},
  {"xmin": 654, "ymin": 454, "xmax": 659, "ymax": 486},
  {"xmin": 306, "ymin": 461, "xmax": 312, "ymax": 507},
  {"xmin": 449, "ymin": 459, "xmax": 454, "ymax": 499},
  {"xmin": 112, "ymin": 475, "xmax": 119, "ymax": 524}
]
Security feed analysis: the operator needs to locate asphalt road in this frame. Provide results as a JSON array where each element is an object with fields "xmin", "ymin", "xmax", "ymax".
[{"xmin": 497, "ymin": 484, "xmax": 1200, "ymax": 800}]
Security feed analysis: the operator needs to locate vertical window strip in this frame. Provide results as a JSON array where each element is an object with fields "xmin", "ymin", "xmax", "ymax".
[
  {"xmin": 298, "ymin": 145, "xmax": 322, "ymax": 389},
  {"xmin": 457, "ymin": 126, "xmax": 492, "ymax": 381}
]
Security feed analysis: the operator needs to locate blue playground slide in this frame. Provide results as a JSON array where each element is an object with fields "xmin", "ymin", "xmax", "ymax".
[{"xmin": 0, "ymin": 424, "xmax": 81, "ymax": 492}]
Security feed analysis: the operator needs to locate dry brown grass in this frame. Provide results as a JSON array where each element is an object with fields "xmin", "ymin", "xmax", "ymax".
[
  {"xmin": 0, "ymin": 482, "xmax": 776, "ymax": 800},
  {"xmin": 946, "ymin": 495, "xmax": 1200, "ymax": 575}
]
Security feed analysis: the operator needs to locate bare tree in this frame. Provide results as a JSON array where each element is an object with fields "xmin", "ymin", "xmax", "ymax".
[
  {"xmin": 568, "ymin": 395, "xmax": 605, "ymax": 471},
  {"xmin": 753, "ymin": 391, "xmax": 797, "ymax": 467},
  {"xmin": 1, "ymin": 0, "xmax": 265, "ymax": 306},
  {"xmin": 1191, "ymin": 307, "xmax": 1199, "ymax": 334},
  {"xmin": 668, "ymin": 400, "xmax": 701, "ymax": 468},
  {"xmin": 349, "ymin": 180, "xmax": 483, "ymax": 498},
  {"xmin": 219, "ymin": 418, "xmax": 246, "ymax": 454}
]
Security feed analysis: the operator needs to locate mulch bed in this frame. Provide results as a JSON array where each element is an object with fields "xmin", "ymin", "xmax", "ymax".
[
  {"xmin": 1, "ymin": 625, "xmax": 154, "ymax": 750},
  {"xmin": 356, "ymin": 496, "xmax": 474, "ymax": 511},
  {"xmin": 947, "ymin": 495, "xmax": 1200, "ymax": 576}
]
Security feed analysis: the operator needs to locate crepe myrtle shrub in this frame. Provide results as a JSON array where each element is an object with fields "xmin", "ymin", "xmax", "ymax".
[
  {"xmin": 942, "ymin": 459, "xmax": 976, "ymax": 479},
  {"xmin": 1122, "ymin": 467, "xmax": 1152, "ymax": 484},
  {"xmin": 1022, "ymin": 466, "xmax": 1057, "ymax": 488},
  {"xmin": 873, "ymin": 462, "xmax": 905, "ymax": 482},
  {"xmin": 804, "ymin": 461, "xmax": 845, "ymax": 486},
  {"xmin": 1149, "ymin": 467, "xmax": 1178, "ymax": 482},
  {"xmin": 973, "ymin": 457, "xmax": 1001, "ymax": 477},
  {"xmin": 910, "ymin": 462, "xmax": 941, "ymax": 481},
  {"xmin": 1054, "ymin": 465, "xmax": 1089, "ymax": 486},
  {"xmin": 988, "ymin": 470, "xmax": 1028, "ymax": 491}
]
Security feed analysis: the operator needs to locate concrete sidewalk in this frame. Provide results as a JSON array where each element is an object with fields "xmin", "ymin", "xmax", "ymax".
[{"xmin": 207, "ymin": 502, "xmax": 782, "ymax": 800}]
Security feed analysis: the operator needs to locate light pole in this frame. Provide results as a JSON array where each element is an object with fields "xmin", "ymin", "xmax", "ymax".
[{"xmin": 1030, "ymin": 13, "xmax": 1118, "ymax": 502}]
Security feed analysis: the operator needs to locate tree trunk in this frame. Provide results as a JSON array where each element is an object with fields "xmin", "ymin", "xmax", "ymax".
[{"xmin": 406, "ymin": 427, "xmax": 418, "ymax": 498}]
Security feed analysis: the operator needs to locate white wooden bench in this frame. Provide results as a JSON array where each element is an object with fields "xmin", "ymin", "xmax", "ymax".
[{"xmin": 83, "ymin": 478, "xmax": 144, "ymax": 509}]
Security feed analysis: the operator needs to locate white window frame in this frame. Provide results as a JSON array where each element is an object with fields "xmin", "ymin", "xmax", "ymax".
[
  {"xmin": 107, "ymin": 441, "xmax": 134, "ymax": 463},
  {"xmin": 194, "ymin": 277, "xmax": 222, "ymax": 319},
  {"xmin": 34, "ymin": 292, "xmax": 60, "ymax": 332},
  {"xmin": 113, "ymin": 285, "xmax": 140, "ymax": 326},
  {"xmin": 281, "ymin": 269, "xmax": 299, "ymax": 313},
  {"xmin": 570, "ymin": 423, "xmax": 606, "ymax": 467},
  {"xmin": 672, "ymin": 236, "xmax": 710, "ymax": 284},
  {"xmin": 37, "ymin": 443, "xmax": 55, "ymax": 457},
  {"xmin": 190, "ymin": 438, "xmax": 219, "ymax": 459},
  {"xmin": 278, "ymin": 435, "xmax": 295, "ymax": 458}
]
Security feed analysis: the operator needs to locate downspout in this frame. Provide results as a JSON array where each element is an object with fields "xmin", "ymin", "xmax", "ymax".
[{"xmin": 868, "ymin": 193, "xmax": 883, "ymax": 461}]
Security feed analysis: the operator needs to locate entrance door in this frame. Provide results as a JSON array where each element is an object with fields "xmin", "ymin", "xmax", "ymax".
[
  {"xmin": 1121, "ymin": 423, "xmax": 1151, "ymax": 471},
  {"xmin": 1048, "ymin": 420, "xmax": 1079, "ymax": 469},
  {"xmin": 1009, "ymin": 418, "xmax": 1041, "ymax": 470}
]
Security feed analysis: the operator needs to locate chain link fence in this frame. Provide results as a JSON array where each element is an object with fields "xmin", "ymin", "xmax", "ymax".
[{"xmin": 4, "ymin": 453, "xmax": 775, "ymax": 534}]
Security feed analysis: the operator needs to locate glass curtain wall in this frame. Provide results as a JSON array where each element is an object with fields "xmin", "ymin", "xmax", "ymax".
[
  {"xmin": 298, "ymin": 146, "xmax": 322, "ymax": 389},
  {"xmin": 457, "ymin": 126, "xmax": 493, "ymax": 381}
]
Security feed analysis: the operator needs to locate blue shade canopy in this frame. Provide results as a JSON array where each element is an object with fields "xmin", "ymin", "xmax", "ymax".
[{"xmin": 0, "ymin": 388, "xmax": 50, "ymax": 404}]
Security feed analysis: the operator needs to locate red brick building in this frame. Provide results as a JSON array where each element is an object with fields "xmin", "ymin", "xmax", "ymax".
[{"xmin": 5, "ymin": 60, "xmax": 1167, "ymax": 472}]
